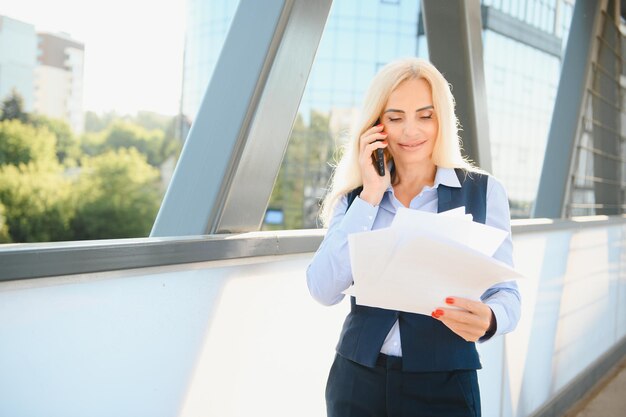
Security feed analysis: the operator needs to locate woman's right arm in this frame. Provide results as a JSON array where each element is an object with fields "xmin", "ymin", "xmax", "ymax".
[
  {"xmin": 308, "ymin": 124, "xmax": 389, "ymax": 305},
  {"xmin": 306, "ymin": 195, "xmax": 380, "ymax": 306}
]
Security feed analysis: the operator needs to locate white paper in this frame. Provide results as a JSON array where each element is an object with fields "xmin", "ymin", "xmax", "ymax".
[
  {"xmin": 391, "ymin": 207, "xmax": 507, "ymax": 257},
  {"xmin": 438, "ymin": 206, "xmax": 469, "ymax": 219},
  {"xmin": 345, "ymin": 209, "xmax": 523, "ymax": 316}
]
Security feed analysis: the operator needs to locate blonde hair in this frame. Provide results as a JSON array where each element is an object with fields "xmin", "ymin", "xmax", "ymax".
[{"xmin": 319, "ymin": 57, "xmax": 478, "ymax": 226}]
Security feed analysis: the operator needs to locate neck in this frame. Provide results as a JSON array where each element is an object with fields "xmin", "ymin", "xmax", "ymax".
[{"xmin": 393, "ymin": 160, "xmax": 437, "ymax": 190}]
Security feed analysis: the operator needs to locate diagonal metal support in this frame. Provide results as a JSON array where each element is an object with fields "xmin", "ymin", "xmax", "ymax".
[
  {"xmin": 151, "ymin": 0, "xmax": 332, "ymax": 236},
  {"xmin": 421, "ymin": 0, "xmax": 492, "ymax": 172},
  {"xmin": 533, "ymin": 0, "xmax": 603, "ymax": 218}
]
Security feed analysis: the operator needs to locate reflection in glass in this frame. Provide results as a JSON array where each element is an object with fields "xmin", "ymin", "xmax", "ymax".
[{"xmin": 180, "ymin": 0, "xmax": 577, "ymax": 228}]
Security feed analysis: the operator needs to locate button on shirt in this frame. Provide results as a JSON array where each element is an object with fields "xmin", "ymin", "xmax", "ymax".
[{"xmin": 306, "ymin": 167, "xmax": 521, "ymax": 357}]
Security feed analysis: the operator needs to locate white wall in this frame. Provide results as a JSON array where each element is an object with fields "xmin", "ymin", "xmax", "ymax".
[
  {"xmin": 0, "ymin": 221, "xmax": 624, "ymax": 417},
  {"xmin": 34, "ymin": 45, "xmax": 84, "ymax": 134},
  {"xmin": 34, "ymin": 65, "xmax": 69, "ymax": 119}
]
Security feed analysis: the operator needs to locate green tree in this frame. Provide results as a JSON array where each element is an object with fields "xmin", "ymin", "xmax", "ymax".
[
  {"xmin": 134, "ymin": 111, "xmax": 172, "ymax": 132},
  {"xmin": 71, "ymin": 148, "xmax": 161, "ymax": 239},
  {"xmin": 29, "ymin": 114, "xmax": 79, "ymax": 164},
  {"xmin": 82, "ymin": 111, "xmax": 182, "ymax": 166},
  {"xmin": 102, "ymin": 121, "xmax": 166, "ymax": 166},
  {"xmin": 80, "ymin": 131, "xmax": 107, "ymax": 156},
  {"xmin": 0, "ymin": 162, "xmax": 73, "ymax": 242},
  {"xmin": 0, "ymin": 119, "xmax": 57, "ymax": 166},
  {"xmin": 0, "ymin": 202, "xmax": 11, "ymax": 243},
  {"xmin": 0, "ymin": 89, "xmax": 28, "ymax": 123},
  {"xmin": 84, "ymin": 110, "xmax": 119, "ymax": 132},
  {"xmin": 266, "ymin": 114, "xmax": 306, "ymax": 229},
  {"xmin": 85, "ymin": 110, "xmax": 173, "ymax": 133},
  {"xmin": 265, "ymin": 111, "xmax": 334, "ymax": 229}
]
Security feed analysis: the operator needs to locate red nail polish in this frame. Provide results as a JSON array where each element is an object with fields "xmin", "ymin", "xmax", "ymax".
[
  {"xmin": 446, "ymin": 297, "xmax": 455, "ymax": 305},
  {"xmin": 435, "ymin": 309, "xmax": 444, "ymax": 317}
]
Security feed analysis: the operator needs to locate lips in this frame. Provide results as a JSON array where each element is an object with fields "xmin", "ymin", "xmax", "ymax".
[{"xmin": 399, "ymin": 139, "xmax": 428, "ymax": 149}]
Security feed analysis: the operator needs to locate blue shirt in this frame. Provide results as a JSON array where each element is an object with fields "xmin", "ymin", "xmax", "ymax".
[{"xmin": 307, "ymin": 167, "xmax": 521, "ymax": 357}]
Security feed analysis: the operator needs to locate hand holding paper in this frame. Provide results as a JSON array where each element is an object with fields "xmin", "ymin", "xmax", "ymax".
[{"xmin": 345, "ymin": 207, "xmax": 523, "ymax": 316}]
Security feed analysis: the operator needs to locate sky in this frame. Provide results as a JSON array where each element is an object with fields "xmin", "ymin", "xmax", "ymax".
[{"xmin": 0, "ymin": 0, "xmax": 186, "ymax": 116}]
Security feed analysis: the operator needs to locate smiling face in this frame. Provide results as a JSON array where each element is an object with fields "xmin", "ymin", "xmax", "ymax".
[{"xmin": 381, "ymin": 77, "xmax": 438, "ymax": 169}]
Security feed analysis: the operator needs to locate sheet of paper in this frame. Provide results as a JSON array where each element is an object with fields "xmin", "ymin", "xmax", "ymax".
[
  {"xmin": 345, "ymin": 212, "xmax": 523, "ymax": 316},
  {"xmin": 438, "ymin": 206, "xmax": 467, "ymax": 218},
  {"xmin": 392, "ymin": 207, "xmax": 507, "ymax": 257},
  {"xmin": 348, "ymin": 227, "xmax": 398, "ymax": 286}
]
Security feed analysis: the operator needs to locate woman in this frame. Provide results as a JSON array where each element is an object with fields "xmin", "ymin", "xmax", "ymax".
[{"xmin": 307, "ymin": 58, "xmax": 521, "ymax": 417}]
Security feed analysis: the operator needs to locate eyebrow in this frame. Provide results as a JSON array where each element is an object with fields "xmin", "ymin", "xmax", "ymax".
[{"xmin": 384, "ymin": 105, "xmax": 434, "ymax": 114}]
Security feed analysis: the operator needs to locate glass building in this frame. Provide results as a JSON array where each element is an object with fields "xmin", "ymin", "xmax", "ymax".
[
  {"xmin": 180, "ymin": 0, "xmax": 241, "ymax": 139},
  {"xmin": 477, "ymin": 0, "xmax": 575, "ymax": 216},
  {"xmin": 181, "ymin": 0, "xmax": 575, "ymax": 225},
  {"xmin": 0, "ymin": 15, "xmax": 37, "ymax": 111}
]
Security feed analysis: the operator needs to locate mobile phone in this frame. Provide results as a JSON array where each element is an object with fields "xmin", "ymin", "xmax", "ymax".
[{"xmin": 373, "ymin": 119, "xmax": 385, "ymax": 176}]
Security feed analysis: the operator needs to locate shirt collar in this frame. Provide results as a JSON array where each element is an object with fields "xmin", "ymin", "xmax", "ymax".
[
  {"xmin": 435, "ymin": 167, "xmax": 461, "ymax": 188},
  {"xmin": 380, "ymin": 166, "xmax": 461, "ymax": 212},
  {"xmin": 383, "ymin": 166, "xmax": 461, "ymax": 193}
]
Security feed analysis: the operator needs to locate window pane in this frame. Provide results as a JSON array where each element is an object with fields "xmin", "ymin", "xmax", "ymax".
[
  {"xmin": 0, "ymin": 0, "xmax": 237, "ymax": 242},
  {"xmin": 265, "ymin": 0, "xmax": 419, "ymax": 229}
]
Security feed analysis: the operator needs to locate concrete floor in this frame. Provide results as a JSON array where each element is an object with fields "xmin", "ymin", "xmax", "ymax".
[{"xmin": 567, "ymin": 358, "xmax": 626, "ymax": 417}]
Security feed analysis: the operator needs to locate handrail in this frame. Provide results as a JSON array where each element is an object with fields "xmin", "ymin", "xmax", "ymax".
[{"xmin": 1, "ymin": 215, "xmax": 624, "ymax": 282}]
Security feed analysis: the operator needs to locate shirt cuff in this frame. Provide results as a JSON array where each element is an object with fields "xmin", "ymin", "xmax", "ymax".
[
  {"xmin": 339, "ymin": 196, "xmax": 379, "ymax": 234},
  {"xmin": 482, "ymin": 301, "xmax": 508, "ymax": 341}
]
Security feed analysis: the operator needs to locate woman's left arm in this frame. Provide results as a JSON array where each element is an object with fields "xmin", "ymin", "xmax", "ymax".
[
  {"xmin": 477, "ymin": 176, "xmax": 521, "ymax": 338},
  {"xmin": 432, "ymin": 175, "xmax": 521, "ymax": 342}
]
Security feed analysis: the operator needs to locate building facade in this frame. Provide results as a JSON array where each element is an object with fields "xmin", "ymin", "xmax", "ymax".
[
  {"xmin": 0, "ymin": 15, "xmax": 37, "ymax": 112},
  {"xmin": 34, "ymin": 32, "xmax": 85, "ymax": 133},
  {"xmin": 181, "ymin": 0, "xmax": 575, "ymax": 225}
]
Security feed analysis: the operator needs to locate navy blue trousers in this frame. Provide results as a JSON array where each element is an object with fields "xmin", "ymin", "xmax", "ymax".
[{"xmin": 325, "ymin": 354, "xmax": 481, "ymax": 417}]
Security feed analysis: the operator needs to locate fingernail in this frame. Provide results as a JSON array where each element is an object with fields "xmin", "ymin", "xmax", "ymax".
[
  {"xmin": 446, "ymin": 297, "xmax": 455, "ymax": 305},
  {"xmin": 435, "ymin": 309, "xmax": 444, "ymax": 317}
]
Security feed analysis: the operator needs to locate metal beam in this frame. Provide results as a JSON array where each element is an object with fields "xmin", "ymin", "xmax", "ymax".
[
  {"xmin": 482, "ymin": 5, "xmax": 562, "ymax": 58},
  {"xmin": 0, "ymin": 232, "xmax": 325, "ymax": 282},
  {"xmin": 1, "ymin": 216, "xmax": 624, "ymax": 282},
  {"xmin": 418, "ymin": 6, "xmax": 563, "ymax": 59},
  {"xmin": 593, "ymin": 3, "xmax": 621, "ymax": 215},
  {"xmin": 151, "ymin": 0, "xmax": 332, "ymax": 236},
  {"xmin": 421, "ymin": 0, "xmax": 492, "ymax": 172},
  {"xmin": 533, "ymin": 0, "xmax": 603, "ymax": 218}
]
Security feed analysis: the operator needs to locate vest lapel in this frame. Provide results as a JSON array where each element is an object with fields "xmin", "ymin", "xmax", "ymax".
[{"xmin": 437, "ymin": 185, "xmax": 454, "ymax": 213}]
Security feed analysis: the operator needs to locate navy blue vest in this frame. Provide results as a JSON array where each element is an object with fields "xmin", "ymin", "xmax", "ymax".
[{"xmin": 336, "ymin": 168, "xmax": 488, "ymax": 372}]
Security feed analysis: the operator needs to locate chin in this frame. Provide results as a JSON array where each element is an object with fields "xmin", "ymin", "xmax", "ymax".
[{"xmin": 395, "ymin": 154, "xmax": 434, "ymax": 165}]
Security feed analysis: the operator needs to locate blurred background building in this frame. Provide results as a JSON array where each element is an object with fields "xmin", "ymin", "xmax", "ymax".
[
  {"xmin": 35, "ymin": 32, "xmax": 85, "ymax": 133},
  {"xmin": 0, "ymin": 15, "xmax": 84, "ymax": 132},
  {"xmin": 180, "ymin": 0, "xmax": 575, "ymax": 227},
  {"xmin": 0, "ymin": 15, "xmax": 37, "ymax": 111}
]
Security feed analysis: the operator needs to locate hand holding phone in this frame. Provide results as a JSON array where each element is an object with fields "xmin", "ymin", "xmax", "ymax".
[
  {"xmin": 373, "ymin": 119, "xmax": 385, "ymax": 176},
  {"xmin": 375, "ymin": 147, "xmax": 385, "ymax": 176},
  {"xmin": 358, "ymin": 120, "xmax": 389, "ymax": 206}
]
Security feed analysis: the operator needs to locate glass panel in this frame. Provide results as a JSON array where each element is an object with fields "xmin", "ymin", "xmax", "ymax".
[
  {"xmin": 265, "ymin": 0, "xmax": 420, "ymax": 229},
  {"xmin": 0, "ymin": 0, "xmax": 238, "ymax": 243},
  {"xmin": 483, "ymin": 30, "xmax": 561, "ymax": 217},
  {"xmin": 266, "ymin": 0, "xmax": 578, "ymax": 226},
  {"xmin": 182, "ymin": 0, "xmax": 241, "ymax": 127},
  {"xmin": 568, "ymin": 2, "xmax": 625, "ymax": 216}
]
